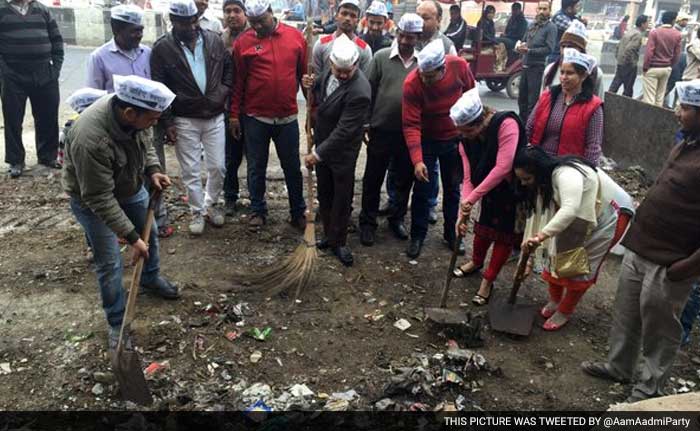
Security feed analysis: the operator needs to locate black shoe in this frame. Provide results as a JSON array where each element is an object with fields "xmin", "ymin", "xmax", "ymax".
[
  {"xmin": 359, "ymin": 226, "xmax": 375, "ymax": 246},
  {"xmin": 289, "ymin": 215, "xmax": 307, "ymax": 232},
  {"xmin": 406, "ymin": 238, "xmax": 423, "ymax": 259},
  {"xmin": 9, "ymin": 164, "xmax": 23, "ymax": 178},
  {"xmin": 108, "ymin": 325, "xmax": 133, "ymax": 351},
  {"xmin": 39, "ymin": 160, "xmax": 62, "ymax": 169},
  {"xmin": 316, "ymin": 238, "xmax": 330, "ymax": 250},
  {"xmin": 388, "ymin": 221, "xmax": 409, "ymax": 240},
  {"xmin": 378, "ymin": 202, "xmax": 396, "ymax": 217},
  {"xmin": 428, "ymin": 208, "xmax": 438, "ymax": 224},
  {"xmin": 333, "ymin": 246, "xmax": 354, "ymax": 266},
  {"xmin": 446, "ymin": 237, "xmax": 466, "ymax": 255},
  {"xmin": 224, "ymin": 200, "xmax": 238, "ymax": 216},
  {"xmin": 140, "ymin": 276, "xmax": 180, "ymax": 299}
]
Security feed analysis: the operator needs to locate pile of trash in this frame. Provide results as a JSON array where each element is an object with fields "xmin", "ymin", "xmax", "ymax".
[
  {"xmin": 376, "ymin": 340, "xmax": 499, "ymax": 411},
  {"xmin": 231, "ymin": 381, "xmax": 362, "ymax": 411},
  {"xmin": 606, "ymin": 164, "xmax": 652, "ymax": 201}
]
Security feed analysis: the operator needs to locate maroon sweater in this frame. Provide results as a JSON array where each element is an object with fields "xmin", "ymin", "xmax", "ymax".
[
  {"xmin": 643, "ymin": 25, "xmax": 681, "ymax": 71},
  {"xmin": 402, "ymin": 55, "xmax": 475, "ymax": 165},
  {"xmin": 622, "ymin": 136, "xmax": 700, "ymax": 266}
]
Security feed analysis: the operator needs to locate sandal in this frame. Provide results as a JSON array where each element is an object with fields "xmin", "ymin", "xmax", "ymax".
[
  {"xmin": 540, "ymin": 302, "xmax": 558, "ymax": 319},
  {"xmin": 471, "ymin": 293, "xmax": 490, "ymax": 306},
  {"xmin": 453, "ymin": 262, "xmax": 483, "ymax": 278},
  {"xmin": 158, "ymin": 225, "xmax": 175, "ymax": 238},
  {"xmin": 543, "ymin": 312, "xmax": 570, "ymax": 331}
]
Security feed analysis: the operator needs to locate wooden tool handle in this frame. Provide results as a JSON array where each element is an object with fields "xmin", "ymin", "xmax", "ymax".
[
  {"xmin": 508, "ymin": 247, "xmax": 531, "ymax": 305},
  {"xmin": 116, "ymin": 190, "xmax": 160, "ymax": 356},
  {"xmin": 438, "ymin": 212, "xmax": 470, "ymax": 308},
  {"xmin": 303, "ymin": 18, "xmax": 316, "ymax": 217}
]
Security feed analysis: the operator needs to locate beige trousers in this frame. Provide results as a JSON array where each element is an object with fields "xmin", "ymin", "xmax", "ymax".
[
  {"xmin": 606, "ymin": 251, "xmax": 695, "ymax": 399},
  {"xmin": 642, "ymin": 66, "xmax": 672, "ymax": 106}
]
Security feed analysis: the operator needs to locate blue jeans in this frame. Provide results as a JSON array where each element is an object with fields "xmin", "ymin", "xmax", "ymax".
[
  {"xmin": 410, "ymin": 139, "xmax": 462, "ymax": 241},
  {"xmin": 241, "ymin": 115, "xmax": 305, "ymax": 219},
  {"xmin": 70, "ymin": 187, "xmax": 160, "ymax": 328},
  {"xmin": 387, "ymin": 159, "xmax": 439, "ymax": 209},
  {"xmin": 681, "ymin": 282, "xmax": 700, "ymax": 346}
]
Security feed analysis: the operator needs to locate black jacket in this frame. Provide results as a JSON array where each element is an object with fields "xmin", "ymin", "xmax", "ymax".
[
  {"xmin": 505, "ymin": 13, "xmax": 528, "ymax": 41},
  {"xmin": 150, "ymin": 29, "xmax": 233, "ymax": 126},
  {"xmin": 312, "ymin": 69, "xmax": 371, "ymax": 169}
]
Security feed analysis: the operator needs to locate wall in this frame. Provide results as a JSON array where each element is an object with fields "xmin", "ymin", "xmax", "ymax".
[
  {"xmin": 48, "ymin": 6, "xmax": 165, "ymax": 47},
  {"xmin": 603, "ymin": 92, "xmax": 678, "ymax": 178}
]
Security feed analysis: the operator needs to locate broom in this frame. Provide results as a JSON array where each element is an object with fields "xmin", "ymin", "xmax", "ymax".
[{"xmin": 237, "ymin": 19, "xmax": 318, "ymax": 301}]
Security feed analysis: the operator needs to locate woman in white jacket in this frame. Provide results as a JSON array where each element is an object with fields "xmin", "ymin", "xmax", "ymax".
[{"xmin": 514, "ymin": 146, "xmax": 634, "ymax": 331}]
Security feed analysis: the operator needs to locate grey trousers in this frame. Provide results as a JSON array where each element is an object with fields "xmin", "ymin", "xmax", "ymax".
[{"xmin": 607, "ymin": 250, "xmax": 695, "ymax": 399}]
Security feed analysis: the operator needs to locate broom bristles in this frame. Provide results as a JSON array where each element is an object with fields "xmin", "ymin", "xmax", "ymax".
[{"xmin": 236, "ymin": 219, "xmax": 318, "ymax": 300}]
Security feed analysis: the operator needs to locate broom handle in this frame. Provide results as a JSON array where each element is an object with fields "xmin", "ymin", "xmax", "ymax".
[
  {"xmin": 304, "ymin": 18, "xmax": 316, "ymax": 224},
  {"xmin": 116, "ymin": 190, "xmax": 159, "ymax": 356}
]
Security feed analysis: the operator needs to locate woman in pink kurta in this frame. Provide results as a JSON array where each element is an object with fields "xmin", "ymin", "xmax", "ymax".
[{"xmin": 453, "ymin": 108, "xmax": 526, "ymax": 305}]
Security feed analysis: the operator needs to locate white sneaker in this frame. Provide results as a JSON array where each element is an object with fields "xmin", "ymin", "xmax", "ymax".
[
  {"xmin": 207, "ymin": 206, "xmax": 225, "ymax": 227},
  {"xmin": 189, "ymin": 214, "xmax": 205, "ymax": 235}
]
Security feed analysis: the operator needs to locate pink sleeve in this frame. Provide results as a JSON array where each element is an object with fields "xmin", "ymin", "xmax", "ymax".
[
  {"xmin": 459, "ymin": 142, "xmax": 473, "ymax": 201},
  {"xmin": 466, "ymin": 118, "xmax": 519, "ymax": 204}
]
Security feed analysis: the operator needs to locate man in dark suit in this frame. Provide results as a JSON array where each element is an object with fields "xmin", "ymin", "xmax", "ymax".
[{"xmin": 303, "ymin": 34, "xmax": 371, "ymax": 266}]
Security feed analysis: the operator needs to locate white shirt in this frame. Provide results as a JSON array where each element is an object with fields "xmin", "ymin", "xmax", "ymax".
[{"xmin": 389, "ymin": 39, "xmax": 417, "ymax": 69}]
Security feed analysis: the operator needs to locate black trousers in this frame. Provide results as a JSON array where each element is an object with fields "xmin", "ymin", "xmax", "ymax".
[
  {"xmin": 609, "ymin": 63, "xmax": 637, "ymax": 97},
  {"xmin": 317, "ymin": 155, "xmax": 359, "ymax": 248},
  {"xmin": 224, "ymin": 117, "xmax": 245, "ymax": 203},
  {"xmin": 359, "ymin": 129, "xmax": 409, "ymax": 230},
  {"xmin": 1, "ymin": 75, "xmax": 59, "ymax": 166},
  {"xmin": 518, "ymin": 64, "xmax": 545, "ymax": 125}
]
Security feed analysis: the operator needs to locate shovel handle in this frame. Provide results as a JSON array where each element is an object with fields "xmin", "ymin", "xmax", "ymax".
[
  {"xmin": 508, "ymin": 247, "xmax": 531, "ymax": 305},
  {"xmin": 116, "ymin": 190, "xmax": 160, "ymax": 356},
  {"xmin": 439, "ymin": 213, "xmax": 469, "ymax": 308}
]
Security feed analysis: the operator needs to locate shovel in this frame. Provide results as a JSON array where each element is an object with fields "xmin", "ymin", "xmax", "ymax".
[
  {"xmin": 425, "ymin": 214, "xmax": 471, "ymax": 325},
  {"xmin": 110, "ymin": 191, "xmax": 160, "ymax": 406},
  {"xmin": 488, "ymin": 247, "xmax": 537, "ymax": 337}
]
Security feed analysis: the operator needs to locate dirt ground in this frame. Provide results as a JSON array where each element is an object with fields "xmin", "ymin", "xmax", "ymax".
[{"xmin": 0, "ymin": 113, "xmax": 699, "ymax": 412}]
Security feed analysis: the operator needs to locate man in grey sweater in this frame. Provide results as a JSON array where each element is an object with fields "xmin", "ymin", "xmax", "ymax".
[
  {"xmin": 516, "ymin": 0, "xmax": 556, "ymax": 124},
  {"xmin": 358, "ymin": 13, "xmax": 423, "ymax": 246}
]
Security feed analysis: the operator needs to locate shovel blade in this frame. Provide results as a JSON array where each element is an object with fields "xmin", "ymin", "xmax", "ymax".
[
  {"xmin": 111, "ymin": 349, "xmax": 153, "ymax": 406},
  {"xmin": 488, "ymin": 294, "xmax": 537, "ymax": 337},
  {"xmin": 424, "ymin": 307, "xmax": 470, "ymax": 325}
]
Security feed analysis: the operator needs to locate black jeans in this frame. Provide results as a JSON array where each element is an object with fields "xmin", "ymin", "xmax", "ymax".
[
  {"xmin": 359, "ymin": 129, "xmax": 409, "ymax": 230},
  {"xmin": 396, "ymin": 138, "xmax": 462, "ymax": 242},
  {"xmin": 317, "ymin": 155, "xmax": 359, "ymax": 248},
  {"xmin": 518, "ymin": 65, "xmax": 545, "ymax": 124},
  {"xmin": 609, "ymin": 63, "xmax": 637, "ymax": 97},
  {"xmin": 2, "ymin": 74, "xmax": 60, "ymax": 166},
  {"xmin": 224, "ymin": 117, "xmax": 245, "ymax": 204}
]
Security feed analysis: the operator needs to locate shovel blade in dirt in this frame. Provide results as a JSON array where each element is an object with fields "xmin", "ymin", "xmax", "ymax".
[
  {"xmin": 424, "ymin": 307, "xmax": 471, "ymax": 325},
  {"xmin": 488, "ymin": 294, "xmax": 537, "ymax": 337},
  {"xmin": 111, "ymin": 349, "xmax": 153, "ymax": 406}
]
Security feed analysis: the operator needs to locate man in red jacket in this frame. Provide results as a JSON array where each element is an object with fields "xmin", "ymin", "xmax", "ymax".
[
  {"xmin": 230, "ymin": 0, "xmax": 307, "ymax": 231},
  {"xmin": 401, "ymin": 39, "xmax": 475, "ymax": 258}
]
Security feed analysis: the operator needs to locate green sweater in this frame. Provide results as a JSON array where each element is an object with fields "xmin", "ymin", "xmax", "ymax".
[
  {"xmin": 368, "ymin": 46, "xmax": 417, "ymax": 132},
  {"xmin": 62, "ymin": 95, "xmax": 162, "ymax": 244}
]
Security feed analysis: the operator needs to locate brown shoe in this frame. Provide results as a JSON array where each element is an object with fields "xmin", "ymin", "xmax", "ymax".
[
  {"xmin": 289, "ymin": 216, "xmax": 306, "ymax": 232},
  {"xmin": 248, "ymin": 214, "xmax": 266, "ymax": 231}
]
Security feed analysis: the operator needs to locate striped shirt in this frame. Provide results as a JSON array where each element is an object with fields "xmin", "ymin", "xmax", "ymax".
[
  {"xmin": 0, "ymin": 0, "xmax": 64, "ymax": 70},
  {"xmin": 526, "ymin": 90, "xmax": 603, "ymax": 165}
]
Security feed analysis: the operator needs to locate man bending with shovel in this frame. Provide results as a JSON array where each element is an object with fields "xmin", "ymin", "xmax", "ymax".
[{"xmin": 62, "ymin": 75, "xmax": 181, "ymax": 351}]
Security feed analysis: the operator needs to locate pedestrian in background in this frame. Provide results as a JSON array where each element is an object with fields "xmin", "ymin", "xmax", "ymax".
[
  {"xmin": 642, "ymin": 11, "xmax": 681, "ymax": 107},
  {"xmin": 0, "ymin": 0, "xmax": 64, "ymax": 177},
  {"xmin": 609, "ymin": 14, "xmax": 648, "ymax": 98}
]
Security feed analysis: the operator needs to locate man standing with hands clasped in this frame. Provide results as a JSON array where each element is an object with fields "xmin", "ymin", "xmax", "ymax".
[
  {"xmin": 63, "ymin": 75, "xmax": 181, "ymax": 350},
  {"xmin": 230, "ymin": 0, "xmax": 308, "ymax": 232},
  {"xmin": 582, "ymin": 79, "xmax": 700, "ymax": 403},
  {"xmin": 151, "ymin": 0, "xmax": 232, "ymax": 236},
  {"xmin": 302, "ymin": 35, "xmax": 371, "ymax": 267}
]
